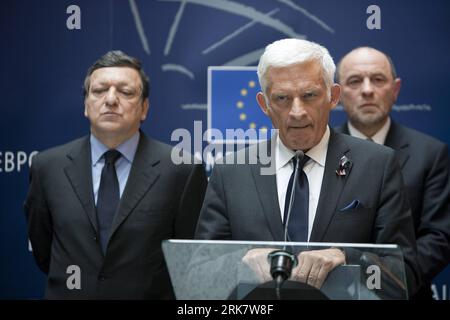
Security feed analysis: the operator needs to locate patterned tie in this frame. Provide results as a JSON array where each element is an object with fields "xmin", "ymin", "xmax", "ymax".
[
  {"xmin": 283, "ymin": 155, "xmax": 310, "ymax": 242},
  {"xmin": 96, "ymin": 149, "xmax": 121, "ymax": 254}
]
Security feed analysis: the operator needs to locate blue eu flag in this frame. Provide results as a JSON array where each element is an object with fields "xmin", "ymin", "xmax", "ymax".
[{"xmin": 208, "ymin": 67, "xmax": 273, "ymax": 143}]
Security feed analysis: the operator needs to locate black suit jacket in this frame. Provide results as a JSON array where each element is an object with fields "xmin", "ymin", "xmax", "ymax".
[
  {"xmin": 24, "ymin": 132, "xmax": 207, "ymax": 299},
  {"xmin": 336, "ymin": 121, "xmax": 450, "ymax": 288},
  {"xmin": 196, "ymin": 130, "xmax": 420, "ymax": 295}
]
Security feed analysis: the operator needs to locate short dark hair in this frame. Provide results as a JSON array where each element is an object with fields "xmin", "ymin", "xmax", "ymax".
[
  {"xmin": 83, "ymin": 50, "xmax": 150, "ymax": 99},
  {"xmin": 336, "ymin": 47, "xmax": 397, "ymax": 83}
]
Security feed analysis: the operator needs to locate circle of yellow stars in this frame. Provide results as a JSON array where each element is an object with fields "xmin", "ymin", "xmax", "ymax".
[{"xmin": 236, "ymin": 80, "xmax": 268, "ymax": 133}]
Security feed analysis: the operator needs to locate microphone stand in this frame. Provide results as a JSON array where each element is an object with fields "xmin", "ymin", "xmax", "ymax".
[
  {"xmin": 267, "ymin": 151, "xmax": 304, "ymax": 299},
  {"xmin": 284, "ymin": 151, "xmax": 303, "ymax": 243}
]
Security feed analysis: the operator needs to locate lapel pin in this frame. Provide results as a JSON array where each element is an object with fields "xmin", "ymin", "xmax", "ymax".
[{"xmin": 335, "ymin": 155, "xmax": 351, "ymax": 177}]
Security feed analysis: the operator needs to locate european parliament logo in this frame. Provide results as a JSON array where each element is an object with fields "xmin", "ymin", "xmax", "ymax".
[{"xmin": 207, "ymin": 66, "xmax": 273, "ymax": 144}]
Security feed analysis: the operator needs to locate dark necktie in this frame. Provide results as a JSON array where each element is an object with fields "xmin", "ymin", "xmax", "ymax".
[
  {"xmin": 97, "ymin": 149, "xmax": 121, "ymax": 254},
  {"xmin": 366, "ymin": 137, "xmax": 374, "ymax": 142},
  {"xmin": 283, "ymin": 155, "xmax": 310, "ymax": 242}
]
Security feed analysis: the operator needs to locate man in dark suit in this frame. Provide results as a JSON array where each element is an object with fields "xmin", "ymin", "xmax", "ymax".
[
  {"xmin": 335, "ymin": 47, "xmax": 450, "ymax": 299},
  {"xmin": 195, "ymin": 39, "xmax": 420, "ymax": 296},
  {"xmin": 24, "ymin": 51, "xmax": 207, "ymax": 299}
]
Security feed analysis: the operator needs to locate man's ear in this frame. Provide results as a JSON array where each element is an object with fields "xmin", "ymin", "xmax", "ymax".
[
  {"xmin": 393, "ymin": 78, "xmax": 402, "ymax": 101},
  {"xmin": 84, "ymin": 101, "xmax": 88, "ymax": 118},
  {"xmin": 256, "ymin": 92, "xmax": 270, "ymax": 115},
  {"xmin": 329, "ymin": 84, "xmax": 341, "ymax": 110},
  {"xmin": 140, "ymin": 98, "xmax": 150, "ymax": 121}
]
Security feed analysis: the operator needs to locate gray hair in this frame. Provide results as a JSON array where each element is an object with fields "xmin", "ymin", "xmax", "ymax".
[
  {"xmin": 257, "ymin": 38, "xmax": 336, "ymax": 98},
  {"xmin": 83, "ymin": 50, "xmax": 150, "ymax": 99}
]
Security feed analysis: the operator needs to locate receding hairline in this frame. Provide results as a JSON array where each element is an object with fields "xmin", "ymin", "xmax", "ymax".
[
  {"xmin": 89, "ymin": 66, "xmax": 143, "ymax": 82},
  {"xmin": 85, "ymin": 66, "xmax": 145, "ymax": 98},
  {"xmin": 83, "ymin": 50, "xmax": 150, "ymax": 99},
  {"xmin": 336, "ymin": 47, "xmax": 397, "ymax": 82}
]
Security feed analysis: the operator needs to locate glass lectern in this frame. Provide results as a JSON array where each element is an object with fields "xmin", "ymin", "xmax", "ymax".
[{"xmin": 162, "ymin": 240, "xmax": 408, "ymax": 300}]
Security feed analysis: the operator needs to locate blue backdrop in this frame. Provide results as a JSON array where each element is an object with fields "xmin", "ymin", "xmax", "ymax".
[{"xmin": 1, "ymin": 0, "xmax": 449, "ymax": 299}]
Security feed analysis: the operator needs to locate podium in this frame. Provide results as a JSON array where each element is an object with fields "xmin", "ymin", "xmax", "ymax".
[{"xmin": 162, "ymin": 240, "xmax": 409, "ymax": 300}]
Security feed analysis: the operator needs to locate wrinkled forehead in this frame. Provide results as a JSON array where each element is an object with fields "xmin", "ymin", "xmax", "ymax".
[
  {"xmin": 90, "ymin": 67, "xmax": 142, "ymax": 87},
  {"xmin": 340, "ymin": 49, "xmax": 392, "ymax": 78},
  {"xmin": 266, "ymin": 61, "xmax": 326, "ymax": 91}
]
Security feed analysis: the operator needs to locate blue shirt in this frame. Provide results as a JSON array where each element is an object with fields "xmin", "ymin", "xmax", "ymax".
[{"xmin": 90, "ymin": 132, "xmax": 140, "ymax": 204}]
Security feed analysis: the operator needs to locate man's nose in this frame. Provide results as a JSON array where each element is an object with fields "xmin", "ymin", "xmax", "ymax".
[
  {"xmin": 289, "ymin": 98, "xmax": 307, "ymax": 118},
  {"xmin": 105, "ymin": 87, "xmax": 119, "ymax": 105},
  {"xmin": 361, "ymin": 78, "xmax": 374, "ymax": 96}
]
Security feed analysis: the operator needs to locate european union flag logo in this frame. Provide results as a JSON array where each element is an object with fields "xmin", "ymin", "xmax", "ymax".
[{"xmin": 208, "ymin": 66, "xmax": 273, "ymax": 143}]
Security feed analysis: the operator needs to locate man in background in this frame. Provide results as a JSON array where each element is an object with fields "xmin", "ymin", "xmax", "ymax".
[
  {"xmin": 336, "ymin": 46, "xmax": 450, "ymax": 299},
  {"xmin": 24, "ymin": 50, "xmax": 207, "ymax": 299}
]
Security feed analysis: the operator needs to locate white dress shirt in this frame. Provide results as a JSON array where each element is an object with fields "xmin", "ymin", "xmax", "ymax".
[
  {"xmin": 275, "ymin": 126, "xmax": 330, "ymax": 241},
  {"xmin": 347, "ymin": 117, "xmax": 391, "ymax": 145},
  {"xmin": 90, "ymin": 131, "xmax": 140, "ymax": 204}
]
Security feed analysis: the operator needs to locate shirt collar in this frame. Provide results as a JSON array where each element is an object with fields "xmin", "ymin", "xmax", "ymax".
[
  {"xmin": 348, "ymin": 117, "xmax": 391, "ymax": 145},
  {"xmin": 275, "ymin": 126, "xmax": 330, "ymax": 171},
  {"xmin": 90, "ymin": 131, "xmax": 140, "ymax": 165}
]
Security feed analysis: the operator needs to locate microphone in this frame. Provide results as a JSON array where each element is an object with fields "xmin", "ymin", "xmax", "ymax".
[
  {"xmin": 267, "ymin": 250, "xmax": 298, "ymax": 300},
  {"xmin": 268, "ymin": 250, "xmax": 298, "ymax": 280},
  {"xmin": 267, "ymin": 150, "xmax": 304, "ymax": 299}
]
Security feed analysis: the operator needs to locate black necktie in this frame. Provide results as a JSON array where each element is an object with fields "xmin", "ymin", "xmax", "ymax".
[
  {"xmin": 97, "ymin": 149, "xmax": 121, "ymax": 254},
  {"xmin": 283, "ymin": 155, "xmax": 310, "ymax": 242}
]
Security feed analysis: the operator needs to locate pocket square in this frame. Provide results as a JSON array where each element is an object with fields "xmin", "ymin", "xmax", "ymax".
[{"xmin": 340, "ymin": 199, "xmax": 362, "ymax": 211}]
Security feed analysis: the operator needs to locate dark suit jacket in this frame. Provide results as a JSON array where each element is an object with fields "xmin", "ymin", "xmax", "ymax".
[
  {"xmin": 195, "ymin": 130, "xmax": 420, "ymax": 295},
  {"xmin": 336, "ymin": 121, "xmax": 450, "ymax": 294},
  {"xmin": 24, "ymin": 132, "xmax": 207, "ymax": 299}
]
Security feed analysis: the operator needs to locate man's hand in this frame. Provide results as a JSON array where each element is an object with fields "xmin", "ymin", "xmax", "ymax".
[
  {"xmin": 291, "ymin": 248, "xmax": 346, "ymax": 289},
  {"xmin": 242, "ymin": 248, "xmax": 346, "ymax": 288},
  {"xmin": 242, "ymin": 248, "xmax": 273, "ymax": 283}
]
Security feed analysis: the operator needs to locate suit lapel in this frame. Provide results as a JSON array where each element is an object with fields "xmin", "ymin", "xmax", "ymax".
[
  {"xmin": 310, "ymin": 131, "xmax": 352, "ymax": 241},
  {"xmin": 109, "ymin": 134, "xmax": 160, "ymax": 238},
  {"xmin": 342, "ymin": 120, "xmax": 410, "ymax": 168},
  {"xmin": 385, "ymin": 122, "xmax": 410, "ymax": 169},
  {"xmin": 64, "ymin": 137, "xmax": 98, "ymax": 232},
  {"xmin": 250, "ymin": 140, "xmax": 284, "ymax": 240}
]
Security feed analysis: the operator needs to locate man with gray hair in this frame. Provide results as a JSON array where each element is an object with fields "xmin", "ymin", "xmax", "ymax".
[
  {"xmin": 25, "ymin": 50, "xmax": 207, "ymax": 299},
  {"xmin": 196, "ymin": 39, "xmax": 420, "ymax": 297},
  {"xmin": 336, "ymin": 46, "xmax": 450, "ymax": 299}
]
